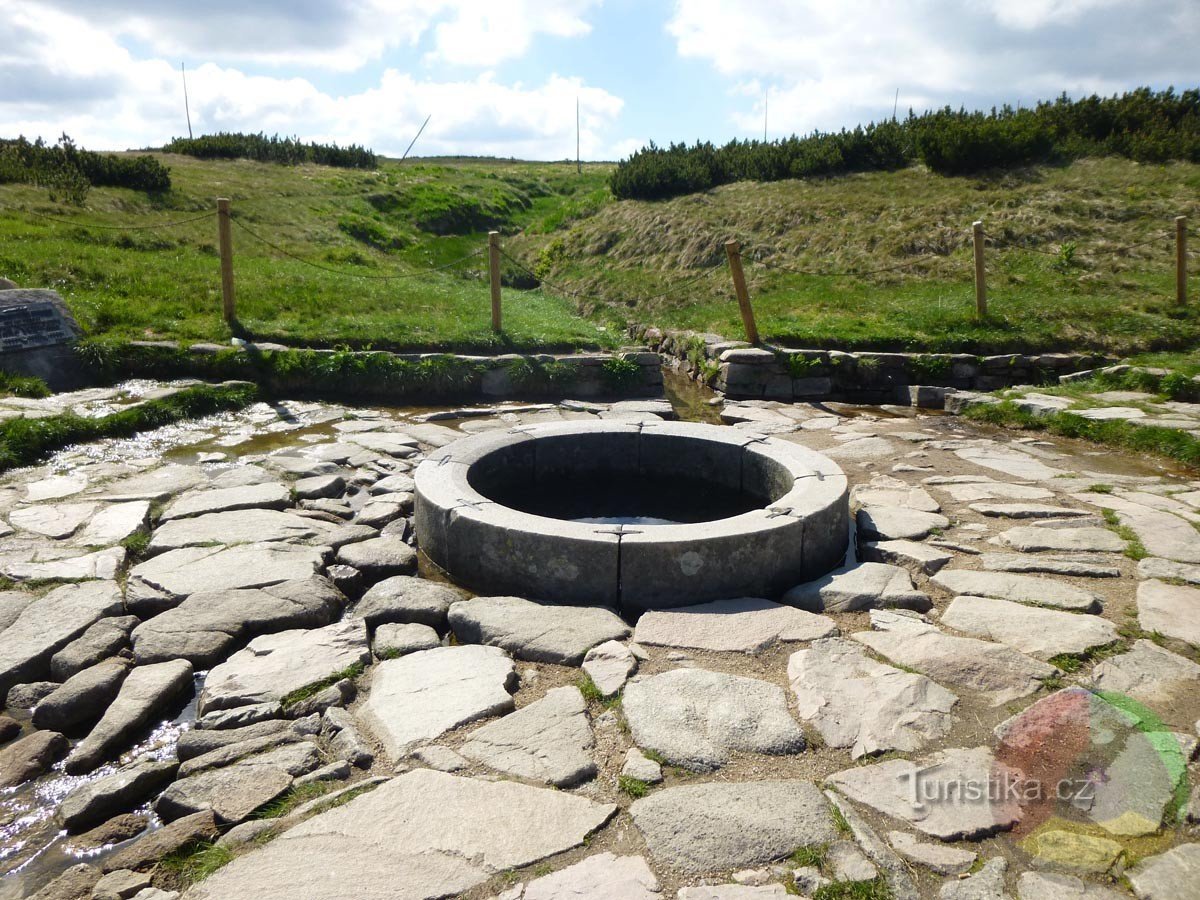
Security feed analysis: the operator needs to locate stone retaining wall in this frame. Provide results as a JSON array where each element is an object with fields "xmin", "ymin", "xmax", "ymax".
[
  {"xmin": 103, "ymin": 341, "xmax": 664, "ymax": 402},
  {"xmin": 631, "ymin": 325, "xmax": 1114, "ymax": 406}
]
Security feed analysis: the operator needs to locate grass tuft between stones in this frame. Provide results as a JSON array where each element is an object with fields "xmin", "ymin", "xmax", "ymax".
[
  {"xmin": 789, "ymin": 844, "xmax": 828, "ymax": 870},
  {"xmin": 618, "ymin": 776, "xmax": 651, "ymax": 799},
  {"xmin": 157, "ymin": 840, "xmax": 234, "ymax": 886},
  {"xmin": 279, "ymin": 661, "xmax": 366, "ymax": 710},
  {"xmin": 813, "ymin": 878, "xmax": 893, "ymax": 900}
]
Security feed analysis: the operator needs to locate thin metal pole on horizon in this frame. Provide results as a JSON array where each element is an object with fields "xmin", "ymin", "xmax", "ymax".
[
  {"xmin": 893, "ymin": 88, "xmax": 900, "ymax": 121},
  {"xmin": 181, "ymin": 63, "xmax": 193, "ymax": 139},
  {"xmin": 764, "ymin": 89, "xmax": 768, "ymax": 142},
  {"xmin": 401, "ymin": 115, "xmax": 431, "ymax": 162},
  {"xmin": 576, "ymin": 97, "xmax": 581, "ymax": 174}
]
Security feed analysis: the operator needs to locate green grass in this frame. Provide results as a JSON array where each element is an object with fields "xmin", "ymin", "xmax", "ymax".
[
  {"xmin": 279, "ymin": 661, "xmax": 365, "ymax": 710},
  {"xmin": 829, "ymin": 804, "xmax": 853, "ymax": 837},
  {"xmin": 3, "ymin": 154, "xmax": 1198, "ymax": 355},
  {"xmin": 0, "ymin": 381, "xmax": 258, "ymax": 472},
  {"xmin": 962, "ymin": 399, "xmax": 1200, "ymax": 470},
  {"xmin": 0, "ymin": 155, "xmax": 615, "ymax": 353},
  {"xmin": 813, "ymin": 879, "xmax": 892, "ymax": 900},
  {"xmin": 513, "ymin": 156, "xmax": 1200, "ymax": 354},
  {"xmin": 157, "ymin": 841, "xmax": 234, "ymax": 885},
  {"xmin": 618, "ymin": 776, "xmax": 651, "ymax": 798},
  {"xmin": 1048, "ymin": 642, "xmax": 1127, "ymax": 672},
  {"xmin": 790, "ymin": 845, "xmax": 829, "ymax": 869},
  {"xmin": 0, "ymin": 371, "xmax": 51, "ymax": 398}
]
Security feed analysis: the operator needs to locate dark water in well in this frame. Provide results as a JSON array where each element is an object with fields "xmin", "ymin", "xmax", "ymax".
[{"xmin": 488, "ymin": 472, "xmax": 765, "ymax": 525}]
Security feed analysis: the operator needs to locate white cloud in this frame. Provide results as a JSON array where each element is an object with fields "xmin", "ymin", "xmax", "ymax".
[
  {"xmin": 0, "ymin": 2, "xmax": 623, "ymax": 158},
  {"xmin": 667, "ymin": 0, "xmax": 1200, "ymax": 136},
  {"xmin": 24, "ymin": 0, "xmax": 601, "ymax": 71}
]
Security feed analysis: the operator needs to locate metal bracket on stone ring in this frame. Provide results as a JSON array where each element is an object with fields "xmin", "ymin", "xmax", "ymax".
[
  {"xmin": 449, "ymin": 498, "xmax": 493, "ymax": 513},
  {"xmin": 765, "ymin": 506, "xmax": 806, "ymax": 520},
  {"xmin": 593, "ymin": 524, "xmax": 644, "ymax": 537}
]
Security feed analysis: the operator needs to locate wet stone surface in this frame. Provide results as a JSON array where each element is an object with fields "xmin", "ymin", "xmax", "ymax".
[{"xmin": 1, "ymin": 381, "xmax": 1200, "ymax": 898}]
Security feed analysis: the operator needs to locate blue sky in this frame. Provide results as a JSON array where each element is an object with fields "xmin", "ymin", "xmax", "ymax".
[{"xmin": 3, "ymin": 0, "xmax": 1198, "ymax": 160}]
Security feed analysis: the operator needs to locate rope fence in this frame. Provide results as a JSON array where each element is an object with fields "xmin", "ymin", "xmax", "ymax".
[{"xmin": 11, "ymin": 196, "xmax": 1197, "ymax": 341}]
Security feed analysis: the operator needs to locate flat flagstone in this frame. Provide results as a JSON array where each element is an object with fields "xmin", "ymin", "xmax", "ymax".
[
  {"xmin": 861, "ymin": 539, "xmax": 953, "ymax": 576},
  {"xmin": 1088, "ymin": 728, "xmax": 1188, "ymax": 837},
  {"xmin": 853, "ymin": 479, "xmax": 941, "ymax": 513},
  {"xmin": 148, "ymin": 509, "xmax": 339, "ymax": 553},
  {"xmin": 828, "ymin": 746, "xmax": 1022, "ymax": 841},
  {"xmin": 97, "ymin": 464, "xmax": 207, "ymax": 501},
  {"xmin": 126, "ymin": 544, "xmax": 327, "ymax": 611},
  {"xmin": 1073, "ymin": 492, "xmax": 1200, "ymax": 563},
  {"xmin": 852, "ymin": 610, "xmax": 1053, "ymax": 705},
  {"xmin": 511, "ymin": 853, "xmax": 661, "ymax": 900},
  {"xmin": 66, "ymin": 659, "xmax": 195, "ymax": 774},
  {"xmin": 980, "ymin": 553, "xmax": 1120, "ymax": 578},
  {"xmin": 955, "ymin": 446, "xmax": 1066, "ymax": 480},
  {"xmin": 581, "ymin": 640, "xmax": 637, "ymax": 696},
  {"xmin": 341, "ymin": 431, "xmax": 421, "ymax": 456},
  {"xmin": 856, "ymin": 507, "xmax": 950, "ymax": 541},
  {"xmin": 629, "ymin": 781, "xmax": 837, "ymax": 874},
  {"xmin": 1090, "ymin": 639, "xmax": 1200, "ymax": 711},
  {"xmin": 3, "ymin": 546, "xmax": 126, "ymax": 581},
  {"xmin": 931, "ymin": 569, "xmax": 1102, "ymax": 612},
  {"xmin": 25, "ymin": 473, "xmax": 88, "ymax": 502},
  {"xmin": 459, "ymin": 686, "xmax": 596, "ymax": 786},
  {"xmin": 621, "ymin": 668, "xmax": 805, "ymax": 772},
  {"xmin": 1137, "ymin": 579, "xmax": 1200, "ymax": 646},
  {"xmin": 448, "ymin": 596, "xmax": 630, "ymax": 665},
  {"xmin": 940, "ymin": 596, "xmax": 1119, "ymax": 660},
  {"xmin": 633, "ymin": 597, "xmax": 836, "ymax": 653},
  {"xmin": 0, "ymin": 581, "xmax": 124, "ymax": 695},
  {"xmin": 1017, "ymin": 872, "xmax": 1126, "ymax": 900},
  {"xmin": 183, "ymin": 769, "xmax": 616, "ymax": 900},
  {"xmin": 356, "ymin": 645, "xmax": 517, "ymax": 759},
  {"xmin": 991, "ymin": 526, "xmax": 1125, "ymax": 553},
  {"xmin": 788, "ymin": 638, "xmax": 956, "ymax": 759},
  {"xmin": 969, "ymin": 502, "xmax": 1090, "ymax": 519},
  {"xmin": 161, "ymin": 483, "xmax": 291, "ymax": 521},
  {"xmin": 784, "ymin": 562, "xmax": 930, "ymax": 613},
  {"xmin": 1126, "ymin": 843, "xmax": 1200, "ymax": 900},
  {"xmin": 74, "ymin": 501, "xmax": 149, "ymax": 545},
  {"xmin": 1137, "ymin": 557, "xmax": 1200, "ymax": 584},
  {"xmin": 9, "ymin": 502, "xmax": 97, "ymax": 539},
  {"xmin": 940, "ymin": 482, "xmax": 1055, "ymax": 502},
  {"xmin": 198, "ymin": 620, "xmax": 371, "ymax": 715},
  {"xmin": 888, "ymin": 831, "xmax": 976, "ymax": 875},
  {"xmin": 131, "ymin": 577, "xmax": 344, "ymax": 667}
]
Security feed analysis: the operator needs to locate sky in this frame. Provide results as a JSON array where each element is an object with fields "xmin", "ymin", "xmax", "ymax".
[{"xmin": 2, "ymin": 0, "xmax": 1198, "ymax": 161}]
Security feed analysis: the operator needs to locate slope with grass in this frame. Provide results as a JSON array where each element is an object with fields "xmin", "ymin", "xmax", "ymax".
[
  {"xmin": 511, "ymin": 157, "xmax": 1200, "ymax": 354},
  {"xmin": 0, "ymin": 154, "xmax": 616, "ymax": 353},
  {"xmin": 1, "ymin": 151, "xmax": 1198, "ymax": 356}
]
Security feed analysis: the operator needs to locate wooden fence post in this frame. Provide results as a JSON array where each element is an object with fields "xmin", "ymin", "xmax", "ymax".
[
  {"xmin": 972, "ymin": 220, "xmax": 987, "ymax": 318},
  {"xmin": 724, "ymin": 240, "xmax": 759, "ymax": 345},
  {"xmin": 488, "ymin": 231, "xmax": 502, "ymax": 332},
  {"xmin": 1178, "ymin": 216, "xmax": 1189, "ymax": 306},
  {"xmin": 217, "ymin": 198, "xmax": 235, "ymax": 325}
]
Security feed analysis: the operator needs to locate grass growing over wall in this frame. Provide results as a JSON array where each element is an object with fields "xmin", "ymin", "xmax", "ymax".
[
  {"xmin": 0, "ymin": 380, "xmax": 258, "ymax": 472},
  {"xmin": 962, "ymin": 399, "xmax": 1200, "ymax": 469}
]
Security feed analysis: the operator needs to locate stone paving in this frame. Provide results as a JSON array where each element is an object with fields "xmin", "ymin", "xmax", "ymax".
[{"xmin": 1, "ymin": 384, "xmax": 1200, "ymax": 899}]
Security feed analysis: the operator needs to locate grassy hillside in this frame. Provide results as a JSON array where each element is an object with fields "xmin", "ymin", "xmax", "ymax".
[
  {"xmin": 0, "ymin": 154, "xmax": 615, "ymax": 352},
  {"xmin": 511, "ymin": 157, "xmax": 1200, "ymax": 354},
  {"xmin": 1, "ymin": 151, "xmax": 1198, "ymax": 356}
]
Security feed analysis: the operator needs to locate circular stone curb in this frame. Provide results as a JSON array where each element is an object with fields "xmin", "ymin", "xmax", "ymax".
[{"xmin": 414, "ymin": 421, "xmax": 848, "ymax": 614}]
